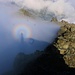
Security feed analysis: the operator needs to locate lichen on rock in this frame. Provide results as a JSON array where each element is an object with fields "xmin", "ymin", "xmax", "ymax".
[{"xmin": 54, "ymin": 22, "xmax": 75, "ymax": 68}]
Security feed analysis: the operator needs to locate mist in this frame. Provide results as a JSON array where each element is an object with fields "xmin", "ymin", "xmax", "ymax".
[
  {"xmin": 0, "ymin": 1, "xmax": 60, "ymax": 74},
  {"xmin": 12, "ymin": 0, "xmax": 75, "ymax": 23},
  {"xmin": 0, "ymin": 0, "xmax": 75, "ymax": 74}
]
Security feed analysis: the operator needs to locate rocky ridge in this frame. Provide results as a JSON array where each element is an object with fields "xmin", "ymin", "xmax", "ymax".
[{"xmin": 54, "ymin": 19, "xmax": 75, "ymax": 68}]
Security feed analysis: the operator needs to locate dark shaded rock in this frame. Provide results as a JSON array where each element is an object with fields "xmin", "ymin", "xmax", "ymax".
[
  {"xmin": 20, "ymin": 45, "xmax": 71, "ymax": 75},
  {"xmin": 13, "ymin": 51, "xmax": 43, "ymax": 75}
]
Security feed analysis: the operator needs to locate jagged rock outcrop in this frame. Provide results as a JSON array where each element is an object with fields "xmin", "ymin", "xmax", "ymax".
[
  {"xmin": 51, "ymin": 17, "xmax": 58, "ymax": 22},
  {"xmin": 51, "ymin": 17, "xmax": 75, "ymax": 26},
  {"xmin": 54, "ymin": 24, "xmax": 75, "ymax": 68},
  {"xmin": 19, "ymin": 9, "xmax": 35, "ymax": 18}
]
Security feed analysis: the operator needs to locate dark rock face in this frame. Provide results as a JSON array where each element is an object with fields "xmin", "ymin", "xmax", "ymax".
[
  {"xmin": 21, "ymin": 45, "xmax": 70, "ymax": 75},
  {"xmin": 54, "ymin": 24, "xmax": 75, "ymax": 68},
  {"xmin": 13, "ymin": 51, "xmax": 43, "ymax": 74}
]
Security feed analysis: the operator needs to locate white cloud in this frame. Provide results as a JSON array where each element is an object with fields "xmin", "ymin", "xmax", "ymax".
[{"xmin": 12, "ymin": 0, "xmax": 75, "ymax": 22}]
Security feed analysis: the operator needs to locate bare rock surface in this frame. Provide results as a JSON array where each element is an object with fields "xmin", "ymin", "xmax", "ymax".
[{"xmin": 54, "ymin": 22, "xmax": 75, "ymax": 68}]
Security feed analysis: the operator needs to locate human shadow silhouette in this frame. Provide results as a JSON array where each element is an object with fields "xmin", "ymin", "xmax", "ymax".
[{"xmin": 0, "ymin": 37, "xmax": 49, "ymax": 75}]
